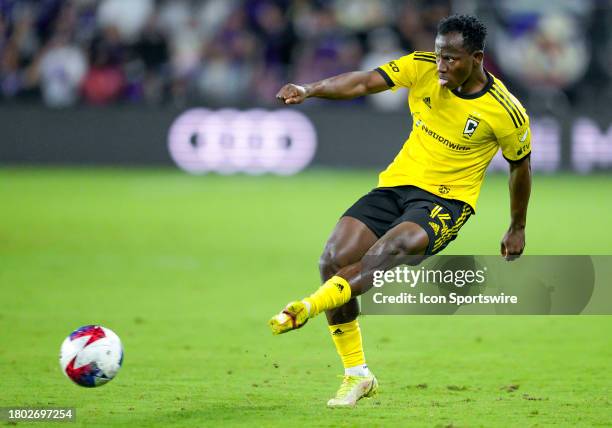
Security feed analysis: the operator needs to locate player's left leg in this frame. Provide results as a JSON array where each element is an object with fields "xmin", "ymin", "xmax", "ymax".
[
  {"xmin": 269, "ymin": 188, "xmax": 472, "ymax": 407},
  {"xmin": 269, "ymin": 193, "xmax": 472, "ymax": 329},
  {"xmin": 269, "ymin": 220, "xmax": 429, "ymax": 331},
  {"xmin": 269, "ymin": 188, "xmax": 400, "ymax": 335},
  {"xmin": 269, "ymin": 220, "xmax": 428, "ymax": 408}
]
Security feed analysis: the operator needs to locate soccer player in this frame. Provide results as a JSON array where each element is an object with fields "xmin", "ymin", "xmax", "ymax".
[{"xmin": 270, "ymin": 15, "xmax": 531, "ymax": 407}]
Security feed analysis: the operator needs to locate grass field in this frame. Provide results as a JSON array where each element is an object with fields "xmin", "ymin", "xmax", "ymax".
[{"xmin": 1, "ymin": 168, "xmax": 611, "ymax": 427}]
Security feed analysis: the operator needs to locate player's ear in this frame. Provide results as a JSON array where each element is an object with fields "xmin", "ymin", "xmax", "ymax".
[{"xmin": 472, "ymin": 50, "xmax": 484, "ymax": 65}]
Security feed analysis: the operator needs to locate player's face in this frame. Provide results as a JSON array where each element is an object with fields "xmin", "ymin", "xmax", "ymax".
[{"xmin": 434, "ymin": 32, "xmax": 481, "ymax": 90}]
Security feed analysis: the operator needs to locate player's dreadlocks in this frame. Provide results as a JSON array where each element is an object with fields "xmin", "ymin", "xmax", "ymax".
[{"xmin": 437, "ymin": 15, "xmax": 487, "ymax": 53}]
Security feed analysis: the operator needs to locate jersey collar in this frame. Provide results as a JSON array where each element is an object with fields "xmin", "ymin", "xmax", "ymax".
[{"xmin": 450, "ymin": 70, "xmax": 493, "ymax": 100}]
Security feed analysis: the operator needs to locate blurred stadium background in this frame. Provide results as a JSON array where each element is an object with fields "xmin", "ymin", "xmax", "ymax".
[
  {"xmin": 1, "ymin": 1, "xmax": 611, "ymax": 427},
  {"xmin": 1, "ymin": 0, "xmax": 611, "ymax": 171}
]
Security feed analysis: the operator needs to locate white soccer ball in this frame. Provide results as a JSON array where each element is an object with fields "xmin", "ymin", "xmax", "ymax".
[{"xmin": 59, "ymin": 325, "xmax": 123, "ymax": 387}]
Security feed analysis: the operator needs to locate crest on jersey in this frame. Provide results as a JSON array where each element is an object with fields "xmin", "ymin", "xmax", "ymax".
[{"xmin": 463, "ymin": 115, "xmax": 480, "ymax": 138}]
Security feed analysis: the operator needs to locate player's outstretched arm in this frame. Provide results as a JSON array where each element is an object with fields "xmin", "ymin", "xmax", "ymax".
[
  {"xmin": 501, "ymin": 156, "xmax": 531, "ymax": 260},
  {"xmin": 275, "ymin": 70, "xmax": 390, "ymax": 105}
]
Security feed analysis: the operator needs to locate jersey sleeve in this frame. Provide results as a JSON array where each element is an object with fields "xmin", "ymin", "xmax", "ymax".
[
  {"xmin": 375, "ymin": 53, "xmax": 421, "ymax": 91},
  {"xmin": 497, "ymin": 120, "xmax": 531, "ymax": 162}
]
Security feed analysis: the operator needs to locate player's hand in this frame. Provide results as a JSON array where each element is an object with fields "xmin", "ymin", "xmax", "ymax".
[
  {"xmin": 500, "ymin": 227, "xmax": 525, "ymax": 261},
  {"xmin": 276, "ymin": 83, "xmax": 308, "ymax": 105}
]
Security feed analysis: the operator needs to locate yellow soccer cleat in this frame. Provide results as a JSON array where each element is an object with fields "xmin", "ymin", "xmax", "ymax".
[
  {"xmin": 268, "ymin": 301, "xmax": 310, "ymax": 335},
  {"xmin": 327, "ymin": 373, "xmax": 378, "ymax": 408}
]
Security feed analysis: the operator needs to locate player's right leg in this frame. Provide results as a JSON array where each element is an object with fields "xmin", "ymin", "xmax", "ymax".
[
  {"xmin": 322, "ymin": 220, "xmax": 428, "ymax": 406},
  {"xmin": 269, "ymin": 215, "xmax": 381, "ymax": 406},
  {"xmin": 319, "ymin": 217, "xmax": 379, "ymax": 407},
  {"xmin": 270, "ymin": 218, "xmax": 429, "ymax": 406},
  {"xmin": 269, "ymin": 188, "xmax": 404, "ymax": 407}
]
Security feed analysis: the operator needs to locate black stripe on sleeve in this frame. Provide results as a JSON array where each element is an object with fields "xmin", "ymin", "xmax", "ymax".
[
  {"xmin": 375, "ymin": 67, "xmax": 395, "ymax": 88},
  {"xmin": 413, "ymin": 57, "xmax": 436, "ymax": 64},
  {"xmin": 488, "ymin": 90, "xmax": 519, "ymax": 128},
  {"xmin": 491, "ymin": 85, "xmax": 524, "ymax": 126},
  {"xmin": 492, "ymin": 84, "xmax": 526, "ymax": 124},
  {"xmin": 414, "ymin": 55, "xmax": 436, "ymax": 61},
  {"xmin": 414, "ymin": 51, "xmax": 436, "ymax": 58}
]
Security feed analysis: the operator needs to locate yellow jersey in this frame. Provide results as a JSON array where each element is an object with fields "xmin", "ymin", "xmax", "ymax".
[{"xmin": 375, "ymin": 51, "xmax": 531, "ymax": 211}]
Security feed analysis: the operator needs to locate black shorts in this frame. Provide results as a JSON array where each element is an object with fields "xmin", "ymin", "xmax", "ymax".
[{"xmin": 343, "ymin": 186, "xmax": 473, "ymax": 255}]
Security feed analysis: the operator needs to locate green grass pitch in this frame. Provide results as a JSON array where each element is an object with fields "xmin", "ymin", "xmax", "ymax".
[{"xmin": 1, "ymin": 168, "xmax": 610, "ymax": 427}]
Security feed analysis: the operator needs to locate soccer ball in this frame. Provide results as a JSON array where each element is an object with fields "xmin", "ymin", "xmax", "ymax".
[{"xmin": 59, "ymin": 325, "xmax": 123, "ymax": 387}]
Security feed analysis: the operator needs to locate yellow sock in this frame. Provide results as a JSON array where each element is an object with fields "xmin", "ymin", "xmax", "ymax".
[
  {"xmin": 328, "ymin": 319, "xmax": 366, "ymax": 368},
  {"xmin": 304, "ymin": 276, "xmax": 351, "ymax": 317}
]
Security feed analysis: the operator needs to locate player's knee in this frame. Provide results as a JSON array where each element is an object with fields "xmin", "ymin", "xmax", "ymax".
[
  {"xmin": 394, "ymin": 232, "xmax": 428, "ymax": 256},
  {"xmin": 318, "ymin": 248, "xmax": 339, "ymax": 276},
  {"xmin": 370, "ymin": 231, "xmax": 428, "ymax": 259},
  {"xmin": 319, "ymin": 245, "xmax": 352, "ymax": 277}
]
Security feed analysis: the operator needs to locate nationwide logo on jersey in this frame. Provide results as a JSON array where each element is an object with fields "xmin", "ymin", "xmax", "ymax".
[
  {"xmin": 423, "ymin": 97, "xmax": 431, "ymax": 109},
  {"xmin": 415, "ymin": 119, "xmax": 471, "ymax": 151},
  {"xmin": 463, "ymin": 115, "xmax": 480, "ymax": 138}
]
